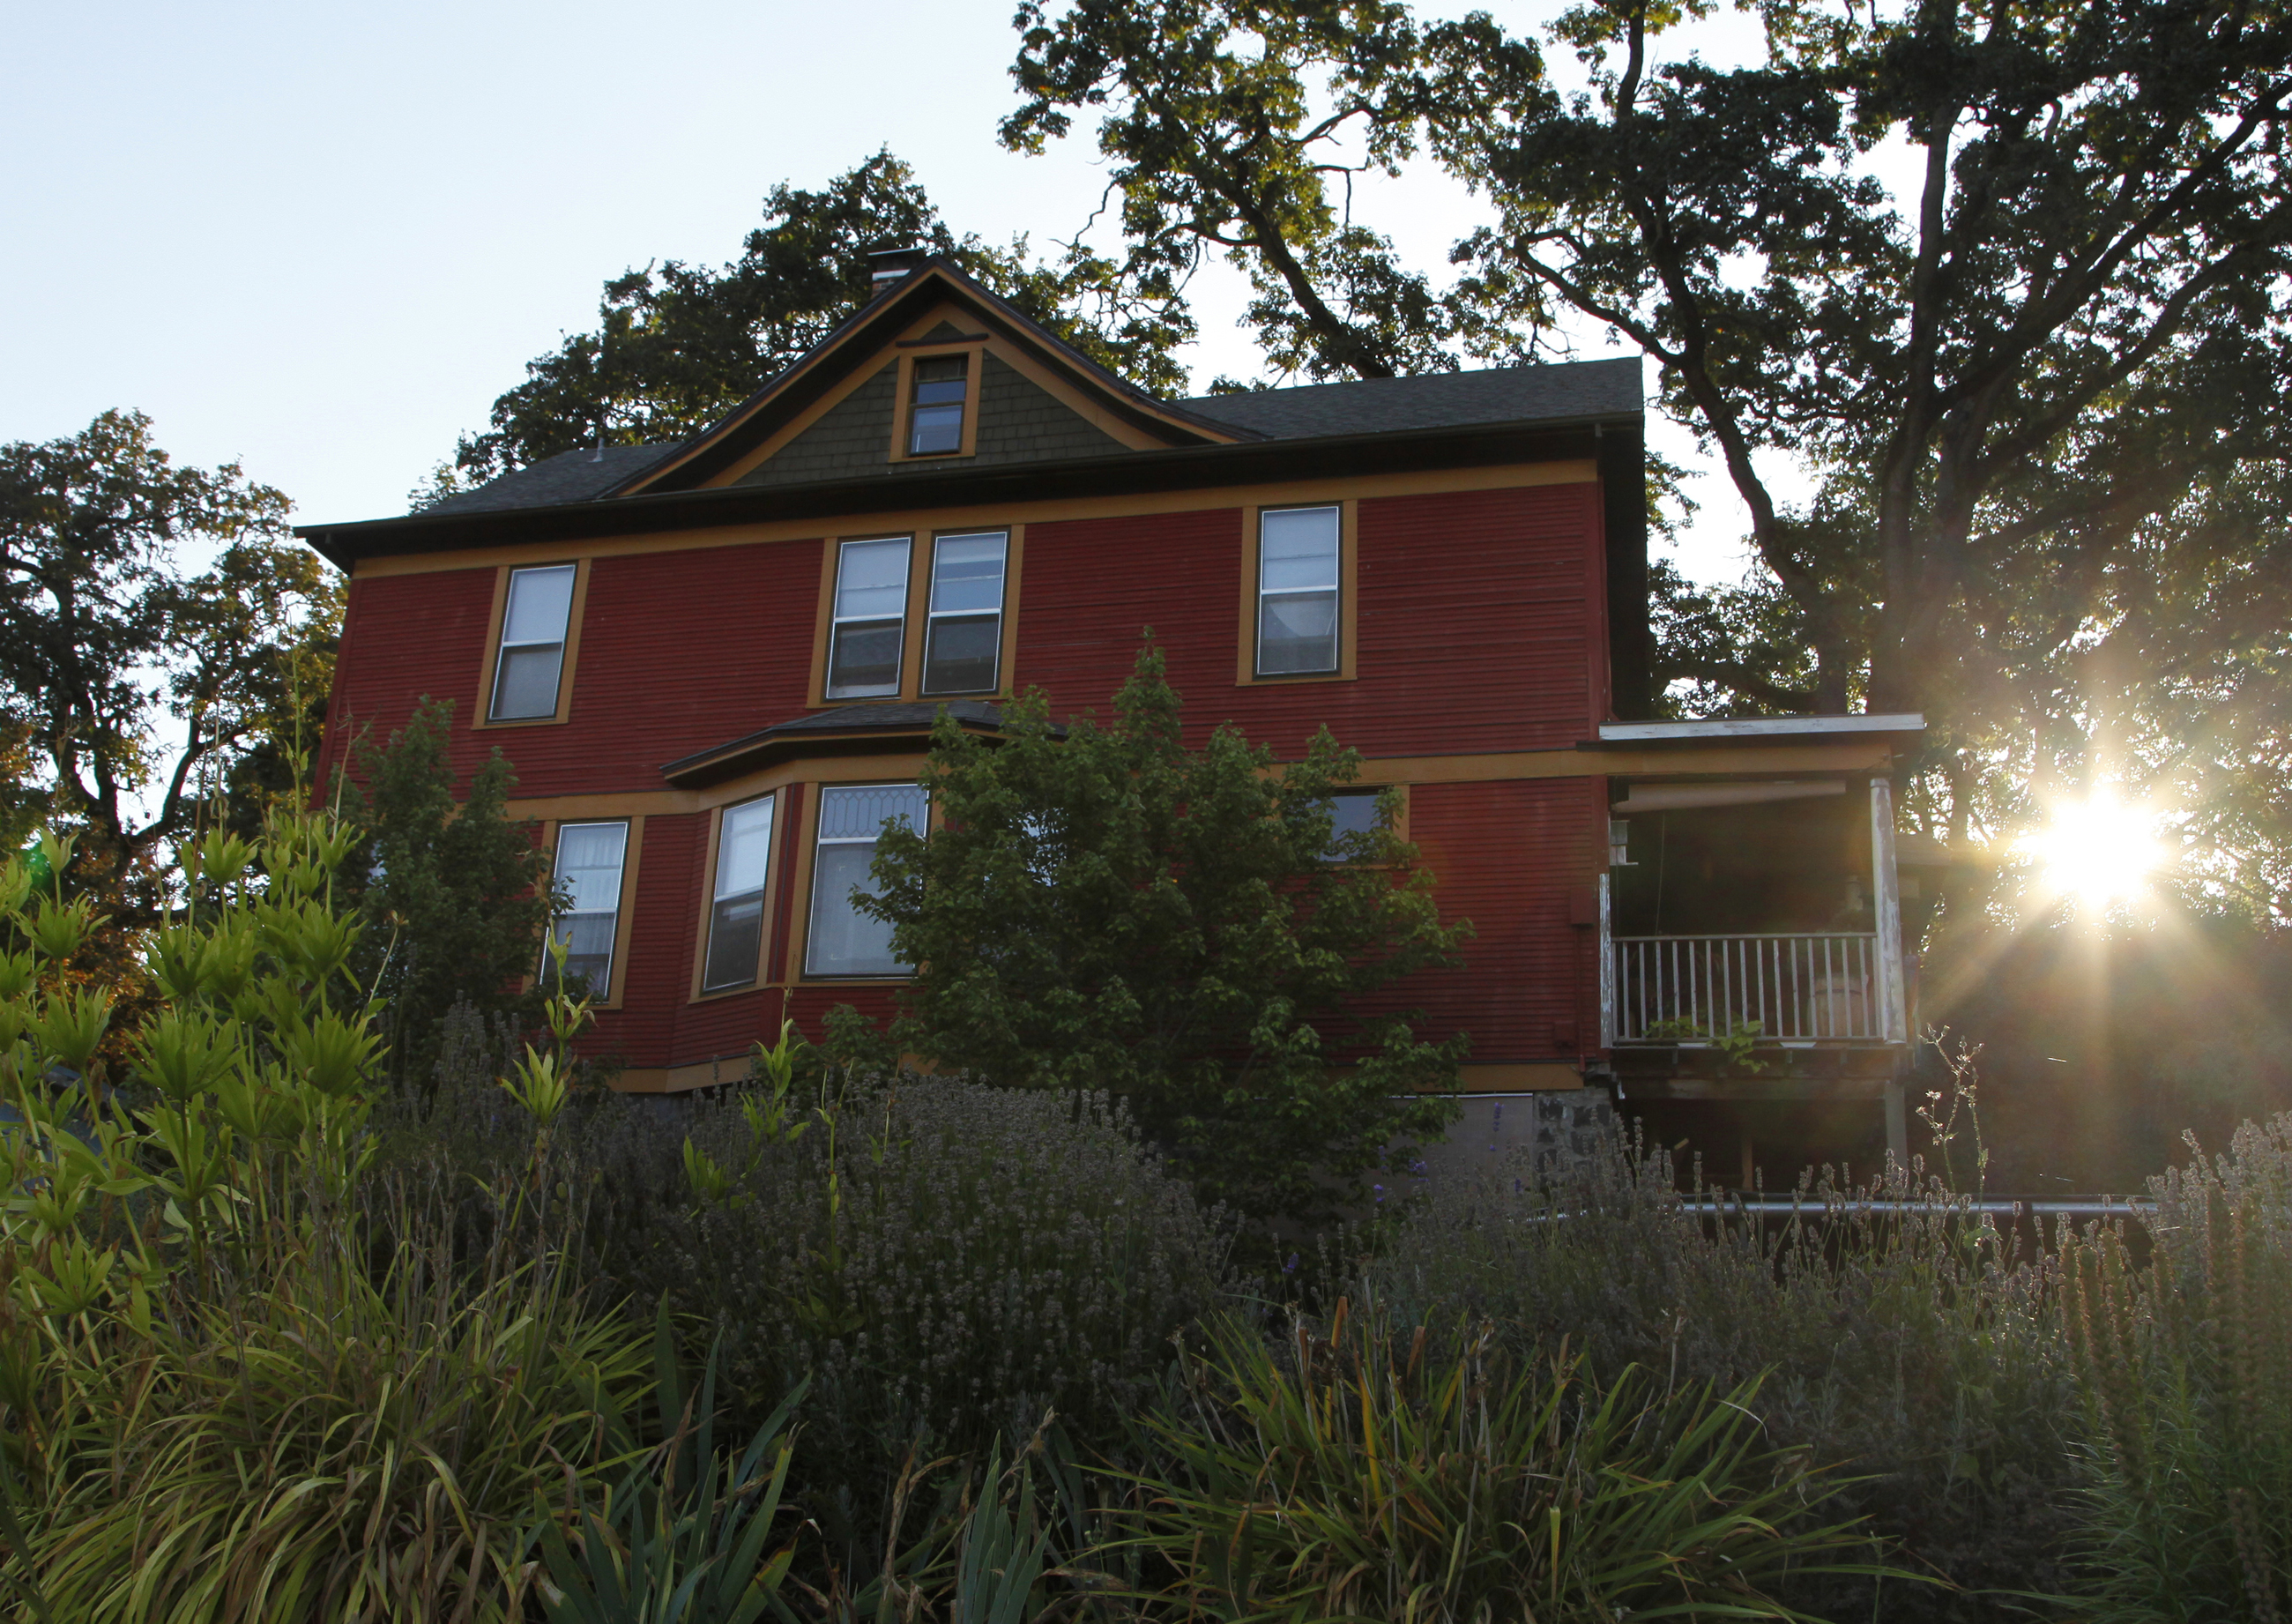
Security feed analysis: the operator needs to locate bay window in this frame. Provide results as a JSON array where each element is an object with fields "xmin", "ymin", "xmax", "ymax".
[
  {"xmin": 701, "ymin": 796, "xmax": 776, "ymax": 992},
  {"xmin": 547, "ymin": 820, "xmax": 629, "ymax": 995},
  {"xmin": 805, "ymin": 784, "xmax": 927, "ymax": 978}
]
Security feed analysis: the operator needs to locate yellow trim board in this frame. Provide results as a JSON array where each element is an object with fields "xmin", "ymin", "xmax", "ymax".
[{"xmin": 353, "ymin": 461, "xmax": 1600, "ymax": 580}]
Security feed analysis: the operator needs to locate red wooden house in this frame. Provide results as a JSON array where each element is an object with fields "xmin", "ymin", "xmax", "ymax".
[{"xmin": 304, "ymin": 250, "xmax": 1930, "ymax": 1166}]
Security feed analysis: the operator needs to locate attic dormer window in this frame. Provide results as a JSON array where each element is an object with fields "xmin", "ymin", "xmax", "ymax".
[{"xmin": 907, "ymin": 355, "xmax": 969, "ymax": 455}]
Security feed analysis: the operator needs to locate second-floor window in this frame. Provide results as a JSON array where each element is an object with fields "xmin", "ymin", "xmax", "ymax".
[
  {"xmin": 1256, "ymin": 506, "xmax": 1341, "ymax": 675},
  {"xmin": 491, "ymin": 563, "xmax": 577, "ymax": 719},
  {"xmin": 548, "ymin": 819, "xmax": 629, "ymax": 995},
  {"xmin": 827, "ymin": 537, "xmax": 912, "ymax": 698},
  {"xmin": 922, "ymin": 531, "xmax": 1007, "ymax": 695},
  {"xmin": 701, "ymin": 796, "xmax": 776, "ymax": 992},
  {"xmin": 908, "ymin": 354, "xmax": 969, "ymax": 454},
  {"xmin": 806, "ymin": 784, "xmax": 926, "ymax": 978}
]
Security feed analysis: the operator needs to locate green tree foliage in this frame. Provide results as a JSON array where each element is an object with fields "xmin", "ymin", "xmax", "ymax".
[
  {"xmin": 844, "ymin": 645, "xmax": 1468, "ymax": 1222},
  {"xmin": 335, "ymin": 698, "xmax": 554, "ymax": 1084},
  {"xmin": 1006, "ymin": 0, "xmax": 2292, "ymax": 868},
  {"xmin": 0, "ymin": 410, "xmax": 339, "ymax": 899},
  {"xmin": 429, "ymin": 151, "xmax": 1195, "ymax": 499},
  {"xmin": 1001, "ymin": 0, "xmax": 1516, "ymax": 383}
]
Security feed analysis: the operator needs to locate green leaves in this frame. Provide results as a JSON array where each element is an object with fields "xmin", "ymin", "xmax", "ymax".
[
  {"xmin": 857, "ymin": 641, "xmax": 1466, "ymax": 1222},
  {"xmin": 1127, "ymin": 1303, "xmax": 1887, "ymax": 1623}
]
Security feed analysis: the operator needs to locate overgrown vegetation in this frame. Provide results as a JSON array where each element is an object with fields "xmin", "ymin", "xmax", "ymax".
[{"xmin": 0, "ymin": 790, "xmax": 2286, "ymax": 1621}]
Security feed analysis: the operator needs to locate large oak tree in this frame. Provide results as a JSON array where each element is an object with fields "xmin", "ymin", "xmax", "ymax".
[
  {"xmin": 0, "ymin": 409, "xmax": 339, "ymax": 904},
  {"xmin": 1005, "ymin": 0, "xmax": 2292, "ymax": 877}
]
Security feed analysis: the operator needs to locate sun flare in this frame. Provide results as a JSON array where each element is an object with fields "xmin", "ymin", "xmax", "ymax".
[{"xmin": 2020, "ymin": 793, "xmax": 2168, "ymax": 910}]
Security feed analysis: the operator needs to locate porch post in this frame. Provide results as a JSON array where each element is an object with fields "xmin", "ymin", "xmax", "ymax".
[
  {"xmin": 1597, "ymin": 871, "xmax": 1617, "ymax": 1049},
  {"xmin": 1869, "ymin": 778, "xmax": 1908, "ymax": 1044}
]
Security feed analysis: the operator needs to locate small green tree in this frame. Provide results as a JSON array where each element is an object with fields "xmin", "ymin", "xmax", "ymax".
[
  {"xmin": 336, "ymin": 698, "xmax": 555, "ymax": 1084},
  {"xmin": 846, "ymin": 644, "xmax": 1469, "ymax": 1223}
]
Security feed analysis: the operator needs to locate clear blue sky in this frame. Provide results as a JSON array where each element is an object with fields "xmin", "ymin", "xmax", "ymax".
[{"xmin": 7, "ymin": 0, "xmax": 1772, "ymax": 570}]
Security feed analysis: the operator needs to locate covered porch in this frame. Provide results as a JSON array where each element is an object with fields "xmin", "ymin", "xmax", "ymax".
[{"xmin": 1584, "ymin": 716, "xmax": 1930, "ymax": 1162}]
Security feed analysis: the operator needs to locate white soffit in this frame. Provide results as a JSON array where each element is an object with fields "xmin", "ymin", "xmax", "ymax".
[
  {"xmin": 1597, "ymin": 713, "xmax": 1925, "ymax": 743},
  {"xmin": 1611, "ymin": 781, "xmax": 1847, "ymax": 814}
]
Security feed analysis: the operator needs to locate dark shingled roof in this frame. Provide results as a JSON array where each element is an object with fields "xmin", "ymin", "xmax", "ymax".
[
  {"xmin": 423, "ymin": 443, "xmax": 673, "ymax": 516},
  {"xmin": 1174, "ymin": 358, "xmax": 1641, "ymax": 440},
  {"xmin": 420, "ymin": 359, "xmax": 1641, "ymax": 519}
]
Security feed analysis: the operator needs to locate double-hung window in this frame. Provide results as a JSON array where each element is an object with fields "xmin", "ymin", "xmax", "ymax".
[
  {"xmin": 907, "ymin": 355, "xmax": 969, "ymax": 455},
  {"xmin": 548, "ymin": 820, "xmax": 629, "ymax": 995},
  {"xmin": 1256, "ymin": 506, "xmax": 1341, "ymax": 675},
  {"xmin": 491, "ymin": 563, "xmax": 577, "ymax": 719},
  {"xmin": 827, "ymin": 538, "xmax": 912, "ymax": 698},
  {"xmin": 701, "ymin": 796, "xmax": 775, "ymax": 992},
  {"xmin": 806, "ymin": 784, "xmax": 927, "ymax": 978},
  {"xmin": 921, "ymin": 531, "xmax": 1007, "ymax": 695}
]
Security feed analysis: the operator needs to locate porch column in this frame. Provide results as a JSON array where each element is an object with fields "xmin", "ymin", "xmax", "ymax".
[
  {"xmin": 1870, "ymin": 778, "xmax": 1908, "ymax": 1044},
  {"xmin": 1596, "ymin": 871, "xmax": 1617, "ymax": 1049}
]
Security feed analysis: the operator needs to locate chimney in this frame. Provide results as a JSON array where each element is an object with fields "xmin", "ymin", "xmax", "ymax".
[{"xmin": 867, "ymin": 245, "xmax": 928, "ymax": 294}]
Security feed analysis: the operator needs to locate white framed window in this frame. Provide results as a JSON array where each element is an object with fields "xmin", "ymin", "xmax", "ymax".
[
  {"xmin": 805, "ymin": 784, "xmax": 927, "ymax": 978},
  {"xmin": 490, "ymin": 563, "xmax": 577, "ymax": 719},
  {"xmin": 701, "ymin": 796, "xmax": 776, "ymax": 992},
  {"xmin": 1256, "ymin": 506, "xmax": 1340, "ymax": 675},
  {"xmin": 826, "ymin": 537, "xmax": 912, "ymax": 699},
  {"xmin": 548, "ymin": 820, "xmax": 629, "ymax": 995},
  {"xmin": 920, "ymin": 531, "xmax": 1007, "ymax": 695},
  {"xmin": 907, "ymin": 354, "xmax": 969, "ymax": 455}
]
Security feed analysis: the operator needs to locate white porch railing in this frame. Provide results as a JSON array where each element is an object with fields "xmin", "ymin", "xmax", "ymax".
[{"xmin": 1607, "ymin": 932, "xmax": 1884, "ymax": 1042}]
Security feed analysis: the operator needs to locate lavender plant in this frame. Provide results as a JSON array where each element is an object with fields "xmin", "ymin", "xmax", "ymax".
[
  {"xmin": 2064, "ymin": 1114, "xmax": 2292, "ymax": 1623},
  {"xmin": 1361, "ymin": 1134, "xmax": 2074, "ymax": 1621},
  {"xmin": 599, "ymin": 1050, "xmax": 1232, "ymax": 1518}
]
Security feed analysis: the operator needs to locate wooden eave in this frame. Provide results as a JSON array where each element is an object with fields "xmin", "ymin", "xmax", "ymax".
[
  {"xmin": 661, "ymin": 711, "xmax": 1032, "ymax": 790},
  {"xmin": 298, "ymin": 414, "xmax": 1635, "ymax": 571},
  {"xmin": 606, "ymin": 261, "xmax": 1249, "ymax": 497}
]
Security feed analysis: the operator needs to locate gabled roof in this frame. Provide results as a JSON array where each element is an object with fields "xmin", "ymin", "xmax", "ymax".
[{"xmin": 611, "ymin": 256, "xmax": 1250, "ymax": 496}]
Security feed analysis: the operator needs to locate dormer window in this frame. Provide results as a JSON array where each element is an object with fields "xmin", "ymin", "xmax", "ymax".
[{"xmin": 908, "ymin": 355, "xmax": 969, "ymax": 455}]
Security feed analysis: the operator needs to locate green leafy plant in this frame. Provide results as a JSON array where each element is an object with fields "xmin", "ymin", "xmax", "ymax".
[
  {"xmin": 1641, "ymin": 1017, "xmax": 1767, "ymax": 1072},
  {"xmin": 851, "ymin": 641, "xmax": 1469, "ymax": 1224},
  {"xmin": 535, "ymin": 1310, "xmax": 807, "ymax": 1624},
  {"xmin": 1123, "ymin": 1299, "xmax": 1885, "ymax": 1624},
  {"xmin": 0, "ymin": 801, "xmax": 658, "ymax": 1623}
]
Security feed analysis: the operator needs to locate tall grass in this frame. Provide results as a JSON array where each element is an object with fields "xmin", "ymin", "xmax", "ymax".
[
  {"xmin": 1119, "ymin": 1298, "xmax": 1882, "ymax": 1624},
  {"xmin": 1361, "ymin": 1133, "xmax": 2074, "ymax": 1620},
  {"xmin": 0, "ymin": 811, "xmax": 661, "ymax": 1623},
  {"xmin": 2064, "ymin": 1113, "xmax": 2292, "ymax": 1622}
]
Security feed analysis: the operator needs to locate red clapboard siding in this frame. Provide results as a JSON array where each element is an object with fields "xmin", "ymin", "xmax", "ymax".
[
  {"xmin": 1013, "ymin": 485, "xmax": 1601, "ymax": 757},
  {"xmin": 785, "ymin": 985, "xmax": 900, "ymax": 1046},
  {"xmin": 323, "ymin": 567, "xmax": 497, "ymax": 782},
  {"xmin": 1015, "ymin": 508, "xmax": 1241, "ymax": 729},
  {"xmin": 584, "ymin": 813, "xmax": 702, "ymax": 1062},
  {"xmin": 1395, "ymin": 778, "xmax": 1604, "ymax": 1063},
  {"xmin": 475, "ymin": 540, "xmax": 827, "ymax": 799}
]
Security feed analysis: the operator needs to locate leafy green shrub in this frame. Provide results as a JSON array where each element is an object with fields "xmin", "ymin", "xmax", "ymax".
[
  {"xmin": 1362, "ymin": 1135, "xmax": 2074, "ymax": 1620},
  {"xmin": 2064, "ymin": 1114, "xmax": 2292, "ymax": 1622},
  {"xmin": 1119, "ymin": 1299, "xmax": 1879, "ymax": 1623},
  {"xmin": 0, "ymin": 810, "xmax": 657, "ymax": 1623}
]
